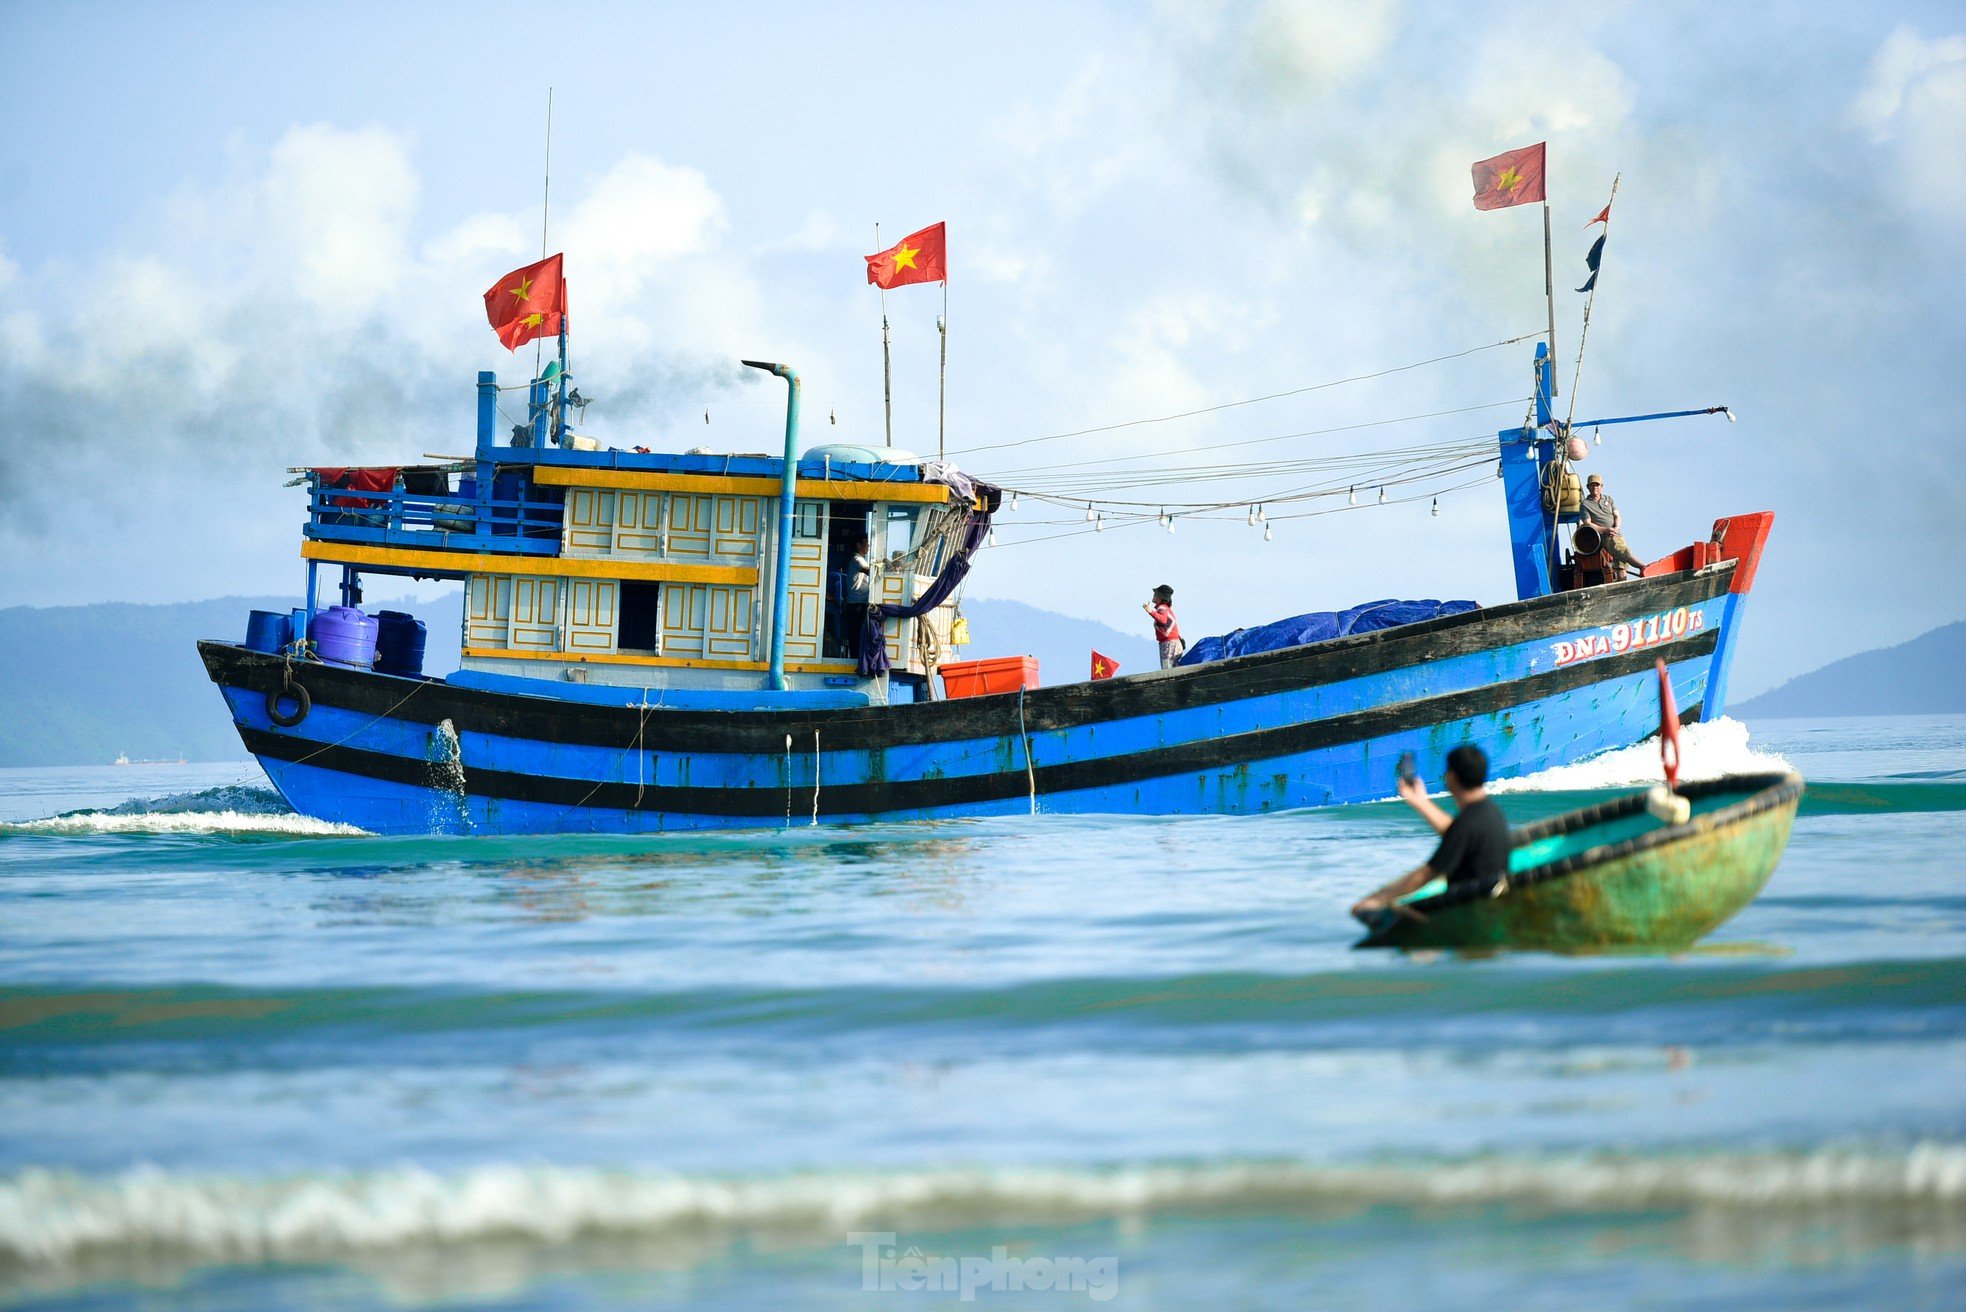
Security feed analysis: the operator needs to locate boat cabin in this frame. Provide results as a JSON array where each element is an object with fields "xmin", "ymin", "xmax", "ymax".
[{"xmin": 294, "ymin": 370, "xmax": 979, "ymax": 704}]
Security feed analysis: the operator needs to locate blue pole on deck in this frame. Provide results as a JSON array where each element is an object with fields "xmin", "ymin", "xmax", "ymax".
[
  {"xmin": 743, "ymin": 360, "xmax": 802, "ymax": 692},
  {"xmin": 476, "ymin": 372, "xmax": 497, "ymax": 452},
  {"xmin": 555, "ymin": 319, "xmax": 570, "ymax": 446}
]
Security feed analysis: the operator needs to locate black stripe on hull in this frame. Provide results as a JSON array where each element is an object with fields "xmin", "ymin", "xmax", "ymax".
[
  {"xmin": 202, "ymin": 566, "xmax": 1733, "ymax": 756},
  {"xmin": 239, "ymin": 628, "xmax": 1719, "ymax": 818}
]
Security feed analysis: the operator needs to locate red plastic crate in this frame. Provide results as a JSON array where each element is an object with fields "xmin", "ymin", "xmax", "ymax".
[{"xmin": 938, "ymin": 655, "xmax": 1040, "ymax": 699}]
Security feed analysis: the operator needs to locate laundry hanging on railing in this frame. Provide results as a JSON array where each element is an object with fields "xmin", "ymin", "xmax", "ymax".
[{"xmin": 858, "ymin": 487, "xmax": 1001, "ymax": 677}]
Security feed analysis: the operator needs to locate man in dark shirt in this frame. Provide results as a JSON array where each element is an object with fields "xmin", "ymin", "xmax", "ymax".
[
  {"xmin": 1351, "ymin": 744, "xmax": 1513, "ymax": 921},
  {"xmin": 1579, "ymin": 474, "xmax": 1646, "ymax": 576}
]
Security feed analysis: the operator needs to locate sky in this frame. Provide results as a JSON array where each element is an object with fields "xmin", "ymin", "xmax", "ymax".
[{"xmin": 1, "ymin": 0, "xmax": 1961, "ymax": 696}]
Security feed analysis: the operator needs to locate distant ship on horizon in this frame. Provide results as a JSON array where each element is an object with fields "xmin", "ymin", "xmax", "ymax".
[{"xmin": 113, "ymin": 752, "xmax": 190, "ymax": 766}]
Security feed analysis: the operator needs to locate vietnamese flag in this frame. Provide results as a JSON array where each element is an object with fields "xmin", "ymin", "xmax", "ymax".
[
  {"xmin": 1470, "ymin": 143, "xmax": 1547, "ymax": 211},
  {"xmin": 866, "ymin": 223, "xmax": 946, "ymax": 289},
  {"xmin": 484, "ymin": 253, "xmax": 566, "ymax": 350},
  {"xmin": 1090, "ymin": 650, "xmax": 1119, "ymax": 680}
]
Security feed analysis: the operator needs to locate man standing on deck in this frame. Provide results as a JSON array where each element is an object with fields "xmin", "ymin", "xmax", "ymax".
[
  {"xmin": 844, "ymin": 535, "xmax": 873, "ymax": 658},
  {"xmin": 1580, "ymin": 474, "xmax": 1647, "ymax": 577},
  {"xmin": 1144, "ymin": 585, "xmax": 1184, "ymax": 669},
  {"xmin": 1351, "ymin": 745, "xmax": 1512, "ymax": 920}
]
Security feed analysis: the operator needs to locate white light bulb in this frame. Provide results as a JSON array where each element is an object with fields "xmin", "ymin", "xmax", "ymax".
[
  {"xmin": 1166, "ymin": 517, "xmax": 1176, "ymax": 534},
  {"xmin": 1378, "ymin": 487, "xmax": 1387, "ymax": 504},
  {"xmin": 1431, "ymin": 497, "xmax": 1439, "ymax": 517},
  {"xmin": 1085, "ymin": 504, "xmax": 1095, "ymax": 521},
  {"xmin": 1247, "ymin": 506, "xmax": 1257, "ymax": 526},
  {"xmin": 1257, "ymin": 504, "xmax": 1265, "ymax": 523},
  {"xmin": 1724, "ymin": 408, "xmax": 1738, "ymax": 424},
  {"xmin": 988, "ymin": 527, "xmax": 997, "ymax": 546},
  {"xmin": 1263, "ymin": 524, "xmax": 1273, "ymax": 542},
  {"xmin": 1348, "ymin": 486, "xmax": 1357, "ymax": 506},
  {"xmin": 1095, "ymin": 514, "xmax": 1104, "ymax": 532},
  {"xmin": 1593, "ymin": 427, "xmax": 1603, "ymax": 446},
  {"xmin": 1009, "ymin": 492, "xmax": 1020, "ymax": 510}
]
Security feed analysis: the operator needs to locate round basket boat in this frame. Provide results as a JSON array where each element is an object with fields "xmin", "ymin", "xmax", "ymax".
[{"xmin": 1356, "ymin": 770, "xmax": 1805, "ymax": 953}]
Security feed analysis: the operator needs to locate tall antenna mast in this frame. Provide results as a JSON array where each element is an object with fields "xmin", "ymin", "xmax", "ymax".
[
  {"xmin": 877, "ymin": 221, "xmax": 893, "ymax": 448},
  {"xmin": 540, "ymin": 86, "xmax": 554, "ymax": 258},
  {"xmin": 534, "ymin": 88, "xmax": 553, "ymax": 377}
]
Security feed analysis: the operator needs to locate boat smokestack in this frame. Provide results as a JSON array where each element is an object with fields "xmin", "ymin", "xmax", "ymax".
[{"xmin": 743, "ymin": 360, "xmax": 802, "ymax": 691}]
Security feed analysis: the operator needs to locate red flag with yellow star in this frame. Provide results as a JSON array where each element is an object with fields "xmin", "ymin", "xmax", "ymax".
[
  {"xmin": 1090, "ymin": 650, "xmax": 1119, "ymax": 680},
  {"xmin": 1470, "ymin": 143, "xmax": 1547, "ymax": 211},
  {"xmin": 865, "ymin": 223, "xmax": 946, "ymax": 289},
  {"xmin": 484, "ymin": 253, "xmax": 566, "ymax": 350}
]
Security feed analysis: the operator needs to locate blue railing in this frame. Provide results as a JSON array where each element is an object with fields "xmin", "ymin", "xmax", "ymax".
[{"xmin": 304, "ymin": 476, "xmax": 565, "ymax": 555}]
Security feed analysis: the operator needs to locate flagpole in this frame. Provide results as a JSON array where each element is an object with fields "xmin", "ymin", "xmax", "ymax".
[
  {"xmin": 1566, "ymin": 173, "xmax": 1621, "ymax": 431},
  {"xmin": 877, "ymin": 222, "xmax": 893, "ymax": 448},
  {"xmin": 936, "ymin": 278, "xmax": 948, "ymax": 460},
  {"xmin": 1542, "ymin": 199, "xmax": 1557, "ymax": 397}
]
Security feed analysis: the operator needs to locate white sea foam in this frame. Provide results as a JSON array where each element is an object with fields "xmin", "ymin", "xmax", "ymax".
[
  {"xmin": 4, "ymin": 1145, "xmax": 1960, "ymax": 1266},
  {"xmin": 0, "ymin": 810, "xmax": 366, "ymax": 838},
  {"xmin": 1492, "ymin": 717, "xmax": 1792, "ymax": 793}
]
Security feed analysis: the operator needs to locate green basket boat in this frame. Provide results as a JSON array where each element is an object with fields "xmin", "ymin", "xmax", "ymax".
[{"xmin": 1355, "ymin": 770, "xmax": 1805, "ymax": 953}]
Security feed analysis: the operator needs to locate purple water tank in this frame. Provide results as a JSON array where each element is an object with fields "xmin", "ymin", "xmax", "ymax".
[{"xmin": 309, "ymin": 605, "xmax": 379, "ymax": 668}]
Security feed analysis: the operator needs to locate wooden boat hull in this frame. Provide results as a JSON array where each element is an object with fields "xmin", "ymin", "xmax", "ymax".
[
  {"xmin": 197, "ymin": 562, "xmax": 1768, "ymax": 835},
  {"xmin": 1357, "ymin": 771, "xmax": 1804, "ymax": 952}
]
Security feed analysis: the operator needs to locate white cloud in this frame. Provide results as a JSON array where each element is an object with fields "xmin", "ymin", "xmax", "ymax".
[
  {"xmin": 0, "ymin": 130, "xmax": 769, "ymax": 539},
  {"xmin": 1849, "ymin": 25, "xmax": 1966, "ymax": 220},
  {"xmin": 260, "ymin": 123, "xmax": 421, "ymax": 323},
  {"xmin": 1242, "ymin": 0, "xmax": 1403, "ymax": 95},
  {"xmin": 1850, "ymin": 25, "xmax": 1966, "ymax": 138}
]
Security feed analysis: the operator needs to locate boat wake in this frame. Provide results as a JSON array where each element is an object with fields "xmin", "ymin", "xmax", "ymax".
[
  {"xmin": 5, "ymin": 1144, "xmax": 1961, "ymax": 1267},
  {"xmin": 0, "ymin": 785, "xmax": 364, "ymax": 838},
  {"xmin": 1493, "ymin": 717, "xmax": 1789, "ymax": 793}
]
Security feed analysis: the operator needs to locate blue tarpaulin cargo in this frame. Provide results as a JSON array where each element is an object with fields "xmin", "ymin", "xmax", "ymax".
[{"xmin": 1176, "ymin": 599, "xmax": 1481, "ymax": 667}]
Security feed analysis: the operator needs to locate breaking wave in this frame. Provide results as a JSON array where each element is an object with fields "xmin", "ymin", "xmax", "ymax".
[{"xmin": 4, "ymin": 1145, "xmax": 1961, "ymax": 1267}]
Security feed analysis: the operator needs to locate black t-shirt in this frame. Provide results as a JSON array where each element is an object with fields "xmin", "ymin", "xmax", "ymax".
[{"xmin": 1427, "ymin": 797, "xmax": 1512, "ymax": 886}]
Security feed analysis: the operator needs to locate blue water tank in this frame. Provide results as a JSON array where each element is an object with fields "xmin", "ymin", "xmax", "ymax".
[
  {"xmin": 310, "ymin": 605, "xmax": 379, "ymax": 668},
  {"xmin": 244, "ymin": 609, "xmax": 290, "ymax": 654},
  {"xmin": 374, "ymin": 610, "xmax": 428, "ymax": 677}
]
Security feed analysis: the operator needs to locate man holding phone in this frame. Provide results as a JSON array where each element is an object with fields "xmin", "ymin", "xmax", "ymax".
[{"xmin": 1351, "ymin": 744, "xmax": 1513, "ymax": 920}]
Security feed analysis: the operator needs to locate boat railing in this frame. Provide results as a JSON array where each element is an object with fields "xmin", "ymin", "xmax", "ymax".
[{"xmin": 303, "ymin": 477, "xmax": 565, "ymax": 555}]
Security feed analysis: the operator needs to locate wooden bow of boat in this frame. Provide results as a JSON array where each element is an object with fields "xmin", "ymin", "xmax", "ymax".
[{"xmin": 1356, "ymin": 770, "xmax": 1805, "ymax": 953}]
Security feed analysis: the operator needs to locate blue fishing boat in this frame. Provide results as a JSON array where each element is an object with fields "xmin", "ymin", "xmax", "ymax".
[{"xmin": 198, "ymin": 268, "xmax": 1771, "ymax": 835}]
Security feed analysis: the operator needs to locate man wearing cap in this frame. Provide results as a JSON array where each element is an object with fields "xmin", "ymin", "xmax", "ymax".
[{"xmin": 1579, "ymin": 474, "xmax": 1646, "ymax": 577}]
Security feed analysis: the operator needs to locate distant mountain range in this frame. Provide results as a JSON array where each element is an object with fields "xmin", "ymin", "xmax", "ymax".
[
  {"xmin": 1729, "ymin": 620, "xmax": 1966, "ymax": 719},
  {"xmin": 0, "ymin": 594, "xmax": 1155, "ymax": 767}
]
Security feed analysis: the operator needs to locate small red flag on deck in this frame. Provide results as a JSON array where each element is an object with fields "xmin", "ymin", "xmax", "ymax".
[
  {"xmin": 484, "ymin": 253, "xmax": 566, "ymax": 350},
  {"xmin": 1091, "ymin": 650, "xmax": 1119, "ymax": 680},
  {"xmin": 866, "ymin": 223, "xmax": 946, "ymax": 289},
  {"xmin": 1470, "ymin": 143, "xmax": 1547, "ymax": 211}
]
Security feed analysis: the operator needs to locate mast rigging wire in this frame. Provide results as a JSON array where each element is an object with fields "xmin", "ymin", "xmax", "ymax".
[
  {"xmin": 978, "ymin": 398, "xmax": 1527, "ymax": 480},
  {"xmin": 945, "ymin": 331, "xmax": 1545, "ymax": 458}
]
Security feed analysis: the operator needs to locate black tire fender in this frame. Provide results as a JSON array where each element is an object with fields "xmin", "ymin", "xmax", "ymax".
[{"xmin": 266, "ymin": 677, "xmax": 311, "ymax": 727}]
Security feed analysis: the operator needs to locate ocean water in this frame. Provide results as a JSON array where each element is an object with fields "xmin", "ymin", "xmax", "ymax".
[{"xmin": 1, "ymin": 716, "xmax": 1962, "ymax": 1310}]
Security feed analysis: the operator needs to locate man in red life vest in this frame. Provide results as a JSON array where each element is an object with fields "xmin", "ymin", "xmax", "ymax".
[{"xmin": 1144, "ymin": 584, "xmax": 1184, "ymax": 669}]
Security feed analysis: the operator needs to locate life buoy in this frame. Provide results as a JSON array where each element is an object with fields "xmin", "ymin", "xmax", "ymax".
[{"xmin": 267, "ymin": 675, "xmax": 311, "ymax": 727}]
